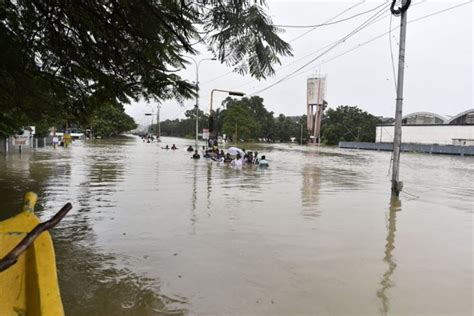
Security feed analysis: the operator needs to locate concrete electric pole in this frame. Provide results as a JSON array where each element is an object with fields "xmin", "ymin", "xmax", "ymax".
[{"xmin": 391, "ymin": 0, "xmax": 411, "ymax": 197}]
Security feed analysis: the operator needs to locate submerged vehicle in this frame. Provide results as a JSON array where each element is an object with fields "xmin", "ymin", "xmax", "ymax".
[{"xmin": 0, "ymin": 192, "xmax": 72, "ymax": 316}]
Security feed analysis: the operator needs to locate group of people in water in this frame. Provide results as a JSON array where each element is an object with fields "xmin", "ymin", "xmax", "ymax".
[
  {"xmin": 162, "ymin": 144, "xmax": 178, "ymax": 150},
  {"xmin": 186, "ymin": 145, "xmax": 269, "ymax": 168},
  {"xmin": 157, "ymin": 139, "xmax": 269, "ymax": 168},
  {"xmin": 141, "ymin": 135, "xmax": 157, "ymax": 143}
]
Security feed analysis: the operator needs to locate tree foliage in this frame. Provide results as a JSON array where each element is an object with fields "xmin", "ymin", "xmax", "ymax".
[
  {"xmin": 321, "ymin": 105, "xmax": 381, "ymax": 145},
  {"xmin": 159, "ymin": 108, "xmax": 208, "ymax": 139},
  {"xmin": 158, "ymin": 96, "xmax": 309, "ymax": 143},
  {"xmin": 0, "ymin": 1, "xmax": 292, "ymax": 135},
  {"xmin": 89, "ymin": 103, "xmax": 137, "ymax": 138},
  {"xmin": 222, "ymin": 99, "xmax": 259, "ymax": 140}
]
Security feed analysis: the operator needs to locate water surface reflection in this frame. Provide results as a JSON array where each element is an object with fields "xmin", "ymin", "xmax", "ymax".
[
  {"xmin": 0, "ymin": 137, "xmax": 472, "ymax": 315},
  {"xmin": 377, "ymin": 197, "xmax": 401, "ymax": 315}
]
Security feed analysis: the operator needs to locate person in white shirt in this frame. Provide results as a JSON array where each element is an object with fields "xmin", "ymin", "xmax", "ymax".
[
  {"xmin": 258, "ymin": 155, "xmax": 269, "ymax": 167},
  {"xmin": 231, "ymin": 154, "xmax": 243, "ymax": 168},
  {"xmin": 253, "ymin": 151, "xmax": 259, "ymax": 164}
]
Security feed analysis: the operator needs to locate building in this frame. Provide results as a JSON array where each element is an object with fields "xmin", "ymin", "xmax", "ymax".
[{"xmin": 376, "ymin": 109, "xmax": 474, "ymax": 146}]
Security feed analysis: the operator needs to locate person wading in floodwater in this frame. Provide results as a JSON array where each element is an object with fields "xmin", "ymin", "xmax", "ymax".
[
  {"xmin": 258, "ymin": 155, "xmax": 269, "ymax": 167},
  {"xmin": 224, "ymin": 153, "xmax": 232, "ymax": 163},
  {"xmin": 231, "ymin": 154, "xmax": 243, "ymax": 168},
  {"xmin": 191, "ymin": 150, "xmax": 200, "ymax": 159}
]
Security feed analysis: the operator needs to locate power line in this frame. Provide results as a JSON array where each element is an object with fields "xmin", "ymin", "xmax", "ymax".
[
  {"xmin": 199, "ymin": 1, "xmax": 369, "ymax": 86},
  {"xmin": 250, "ymin": 3, "xmax": 391, "ymax": 96},
  {"xmin": 275, "ymin": 1, "xmax": 388, "ymax": 28},
  {"xmin": 248, "ymin": 0, "xmax": 471, "ymax": 96},
  {"xmin": 320, "ymin": 0, "xmax": 471, "ymax": 66},
  {"xmin": 287, "ymin": 0, "xmax": 368, "ymax": 43},
  {"xmin": 388, "ymin": 13, "xmax": 398, "ymax": 93},
  {"xmin": 229, "ymin": 9, "xmax": 391, "ymax": 92},
  {"xmin": 231, "ymin": 0, "xmax": 428, "ymax": 94}
]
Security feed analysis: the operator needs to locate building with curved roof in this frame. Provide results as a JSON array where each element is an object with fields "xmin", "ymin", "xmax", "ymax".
[
  {"xmin": 446, "ymin": 109, "xmax": 474, "ymax": 125},
  {"xmin": 401, "ymin": 112, "xmax": 447, "ymax": 125},
  {"xmin": 376, "ymin": 109, "xmax": 474, "ymax": 146}
]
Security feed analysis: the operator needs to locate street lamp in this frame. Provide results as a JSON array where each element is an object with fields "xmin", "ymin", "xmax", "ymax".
[
  {"xmin": 187, "ymin": 57, "xmax": 216, "ymax": 150},
  {"xmin": 144, "ymin": 112, "xmax": 152, "ymax": 135},
  {"xmin": 209, "ymin": 89, "xmax": 245, "ymax": 113},
  {"xmin": 296, "ymin": 121, "xmax": 303, "ymax": 145},
  {"xmin": 208, "ymin": 89, "xmax": 245, "ymax": 141}
]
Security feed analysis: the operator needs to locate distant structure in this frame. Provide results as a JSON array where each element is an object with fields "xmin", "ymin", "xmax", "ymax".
[
  {"xmin": 376, "ymin": 109, "xmax": 474, "ymax": 145},
  {"xmin": 306, "ymin": 76, "xmax": 327, "ymax": 145},
  {"xmin": 401, "ymin": 112, "xmax": 446, "ymax": 125}
]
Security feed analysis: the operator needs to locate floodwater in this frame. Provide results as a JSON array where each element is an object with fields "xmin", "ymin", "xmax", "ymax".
[{"xmin": 0, "ymin": 136, "xmax": 472, "ymax": 316}]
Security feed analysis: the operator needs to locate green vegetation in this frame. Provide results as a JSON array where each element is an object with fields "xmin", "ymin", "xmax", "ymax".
[
  {"xmin": 88, "ymin": 103, "xmax": 137, "ymax": 138},
  {"xmin": 0, "ymin": 1, "xmax": 291, "ymax": 136},
  {"xmin": 159, "ymin": 101, "xmax": 380, "ymax": 145},
  {"xmin": 160, "ymin": 109, "xmax": 208, "ymax": 139},
  {"xmin": 321, "ymin": 105, "xmax": 381, "ymax": 145},
  {"xmin": 158, "ymin": 96, "xmax": 309, "ymax": 143}
]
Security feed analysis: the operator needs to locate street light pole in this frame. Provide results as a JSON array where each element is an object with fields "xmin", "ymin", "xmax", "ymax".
[
  {"xmin": 157, "ymin": 105, "xmax": 161, "ymax": 140},
  {"xmin": 300, "ymin": 123, "xmax": 303, "ymax": 145},
  {"xmin": 209, "ymin": 89, "xmax": 245, "ymax": 140},
  {"xmin": 188, "ymin": 57, "xmax": 216, "ymax": 150},
  {"xmin": 209, "ymin": 89, "xmax": 245, "ymax": 113},
  {"xmin": 296, "ymin": 121, "xmax": 303, "ymax": 145}
]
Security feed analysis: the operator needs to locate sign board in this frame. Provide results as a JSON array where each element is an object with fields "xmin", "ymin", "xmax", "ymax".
[
  {"xmin": 13, "ymin": 136, "xmax": 29, "ymax": 146},
  {"xmin": 202, "ymin": 128, "xmax": 209, "ymax": 140},
  {"xmin": 307, "ymin": 77, "xmax": 327, "ymax": 105}
]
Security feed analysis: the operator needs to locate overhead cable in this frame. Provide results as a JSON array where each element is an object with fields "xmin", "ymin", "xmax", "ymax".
[
  {"xmin": 275, "ymin": 1, "xmax": 388, "ymax": 29},
  {"xmin": 249, "ymin": 0, "xmax": 471, "ymax": 96},
  {"xmin": 199, "ymin": 1, "xmax": 369, "ymax": 86},
  {"xmin": 249, "ymin": 3, "xmax": 390, "ymax": 96}
]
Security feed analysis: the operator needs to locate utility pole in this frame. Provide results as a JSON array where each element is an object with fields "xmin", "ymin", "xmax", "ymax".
[
  {"xmin": 195, "ymin": 70, "xmax": 199, "ymax": 150},
  {"xmin": 187, "ymin": 57, "xmax": 216, "ymax": 150},
  {"xmin": 156, "ymin": 105, "xmax": 161, "ymax": 140},
  {"xmin": 391, "ymin": 0, "xmax": 410, "ymax": 197},
  {"xmin": 150, "ymin": 108, "xmax": 154, "ymax": 134},
  {"xmin": 300, "ymin": 122, "xmax": 303, "ymax": 145}
]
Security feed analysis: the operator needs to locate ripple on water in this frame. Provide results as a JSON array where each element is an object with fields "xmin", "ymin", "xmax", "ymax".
[{"xmin": 0, "ymin": 137, "xmax": 472, "ymax": 315}]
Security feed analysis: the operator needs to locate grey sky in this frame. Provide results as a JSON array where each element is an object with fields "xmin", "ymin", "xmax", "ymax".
[{"xmin": 125, "ymin": 0, "xmax": 473, "ymax": 126}]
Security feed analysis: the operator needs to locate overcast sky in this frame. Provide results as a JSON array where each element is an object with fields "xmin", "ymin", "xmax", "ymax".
[{"xmin": 125, "ymin": 0, "xmax": 473, "ymax": 127}]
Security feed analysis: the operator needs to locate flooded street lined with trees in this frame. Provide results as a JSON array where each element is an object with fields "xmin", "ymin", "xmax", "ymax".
[
  {"xmin": 1, "ymin": 1, "xmax": 472, "ymax": 315},
  {"xmin": 0, "ymin": 136, "xmax": 472, "ymax": 315}
]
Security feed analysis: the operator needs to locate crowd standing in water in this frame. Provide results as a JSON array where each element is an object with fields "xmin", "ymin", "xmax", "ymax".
[
  {"xmin": 141, "ymin": 134, "xmax": 156, "ymax": 143},
  {"xmin": 149, "ymin": 136, "xmax": 269, "ymax": 168},
  {"xmin": 187, "ymin": 141, "xmax": 269, "ymax": 168}
]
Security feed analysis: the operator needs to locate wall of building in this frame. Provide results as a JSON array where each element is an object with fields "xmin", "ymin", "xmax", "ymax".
[{"xmin": 376, "ymin": 125, "xmax": 474, "ymax": 145}]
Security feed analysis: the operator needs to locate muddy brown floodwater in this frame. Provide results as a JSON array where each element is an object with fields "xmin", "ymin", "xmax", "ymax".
[{"xmin": 0, "ymin": 136, "xmax": 472, "ymax": 315}]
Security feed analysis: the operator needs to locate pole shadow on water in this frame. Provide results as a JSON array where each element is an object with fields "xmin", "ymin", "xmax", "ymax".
[{"xmin": 377, "ymin": 196, "xmax": 402, "ymax": 315}]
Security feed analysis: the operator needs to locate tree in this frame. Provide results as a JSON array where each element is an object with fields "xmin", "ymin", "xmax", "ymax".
[
  {"xmin": 157, "ymin": 96, "xmax": 310, "ymax": 143},
  {"xmin": 157, "ymin": 108, "xmax": 208, "ymax": 139},
  {"xmin": 321, "ymin": 105, "xmax": 381, "ymax": 145},
  {"xmin": 219, "ymin": 96, "xmax": 279, "ymax": 141},
  {"xmin": 89, "ymin": 102, "xmax": 137, "ymax": 138},
  {"xmin": 222, "ymin": 101, "xmax": 258, "ymax": 141},
  {"xmin": 0, "ymin": 1, "xmax": 292, "ymax": 136}
]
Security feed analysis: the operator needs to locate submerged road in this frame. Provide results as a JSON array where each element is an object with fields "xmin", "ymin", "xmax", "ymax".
[{"xmin": 0, "ymin": 136, "xmax": 472, "ymax": 315}]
